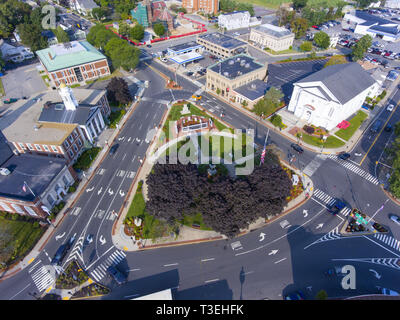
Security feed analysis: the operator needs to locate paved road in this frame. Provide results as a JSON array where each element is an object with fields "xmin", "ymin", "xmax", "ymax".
[{"xmin": 1, "ymin": 59, "xmax": 400, "ymax": 300}]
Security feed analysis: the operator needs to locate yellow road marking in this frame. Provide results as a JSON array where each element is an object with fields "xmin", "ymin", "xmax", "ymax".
[
  {"xmin": 62, "ymin": 296, "xmax": 70, "ymax": 300},
  {"xmin": 123, "ymin": 246, "xmax": 128, "ymax": 251},
  {"xmin": 88, "ymin": 278, "xmax": 93, "ymax": 284},
  {"xmin": 27, "ymin": 258, "xmax": 34, "ymax": 265},
  {"xmin": 359, "ymin": 102, "xmax": 400, "ymax": 166},
  {"xmin": 45, "ymin": 286, "xmax": 52, "ymax": 293}
]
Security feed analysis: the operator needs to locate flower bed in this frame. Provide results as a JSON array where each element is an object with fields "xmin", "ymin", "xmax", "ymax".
[
  {"xmin": 55, "ymin": 260, "xmax": 89, "ymax": 289},
  {"xmin": 281, "ymin": 165, "xmax": 304, "ymax": 201},
  {"xmin": 71, "ymin": 283, "xmax": 110, "ymax": 299}
]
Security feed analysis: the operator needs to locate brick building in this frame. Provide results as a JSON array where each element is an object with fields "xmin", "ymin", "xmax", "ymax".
[
  {"xmin": 0, "ymin": 131, "xmax": 76, "ymax": 218},
  {"xmin": 197, "ymin": 32, "xmax": 247, "ymax": 58},
  {"xmin": 249, "ymin": 23, "xmax": 295, "ymax": 52},
  {"xmin": 36, "ymin": 41, "xmax": 110, "ymax": 88},
  {"xmin": 0, "ymin": 85, "xmax": 110, "ymax": 164},
  {"xmin": 182, "ymin": 0, "xmax": 219, "ymax": 15}
]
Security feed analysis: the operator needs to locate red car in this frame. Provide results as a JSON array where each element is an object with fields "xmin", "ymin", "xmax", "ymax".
[{"xmin": 312, "ymin": 25, "xmax": 318, "ymax": 29}]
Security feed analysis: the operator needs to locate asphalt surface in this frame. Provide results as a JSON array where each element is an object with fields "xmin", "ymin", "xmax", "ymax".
[{"xmin": 1, "ymin": 55, "xmax": 400, "ymax": 300}]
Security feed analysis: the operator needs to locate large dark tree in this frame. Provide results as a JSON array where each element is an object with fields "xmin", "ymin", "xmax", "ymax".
[{"xmin": 106, "ymin": 77, "xmax": 132, "ymax": 105}]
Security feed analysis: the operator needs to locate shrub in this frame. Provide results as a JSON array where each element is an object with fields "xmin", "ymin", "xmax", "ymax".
[
  {"xmin": 303, "ymin": 125, "xmax": 315, "ymax": 135},
  {"xmin": 270, "ymin": 114, "xmax": 283, "ymax": 127},
  {"xmin": 68, "ymin": 186, "xmax": 76, "ymax": 193}
]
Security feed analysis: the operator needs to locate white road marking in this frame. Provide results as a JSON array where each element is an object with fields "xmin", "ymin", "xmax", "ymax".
[
  {"xmin": 163, "ymin": 263, "xmax": 179, "ymax": 267},
  {"xmin": 8, "ymin": 284, "xmax": 31, "ymax": 300},
  {"xmin": 205, "ymin": 278, "xmax": 219, "ymax": 283},
  {"xmin": 201, "ymin": 258, "xmax": 215, "ymax": 262},
  {"xmin": 274, "ymin": 258, "xmax": 287, "ymax": 264}
]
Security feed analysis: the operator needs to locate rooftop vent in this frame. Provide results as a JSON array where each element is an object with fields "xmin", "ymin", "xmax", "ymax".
[
  {"xmin": 240, "ymin": 60, "xmax": 246, "ymax": 66},
  {"xmin": 236, "ymin": 57, "xmax": 241, "ymax": 62},
  {"xmin": 44, "ymin": 101, "xmax": 52, "ymax": 108},
  {"xmin": 63, "ymin": 42, "xmax": 72, "ymax": 49},
  {"xmin": 55, "ymin": 104, "xmax": 64, "ymax": 111},
  {"xmin": 251, "ymin": 83, "xmax": 256, "ymax": 89},
  {"xmin": 0, "ymin": 168, "xmax": 11, "ymax": 176},
  {"xmin": 228, "ymin": 60, "xmax": 234, "ymax": 65},
  {"xmin": 223, "ymin": 71, "xmax": 229, "ymax": 77},
  {"xmin": 245, "ymin": 63, "xmax": 250, "ymax": 68}
]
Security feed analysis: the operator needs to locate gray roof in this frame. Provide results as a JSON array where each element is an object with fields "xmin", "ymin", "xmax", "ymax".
[
  {"xmin": 296, "ymin": 63, "xmax": 376, "ymax": 104},
  {"xmin": 234, "ymin": 79, "xmax": 269, "ymax": 101},
  {"xmin": 209, "ymin": 54, "xmax": 265, "ymax": 80},
  {"xmin": 198, "ymin": 33, "xmax": 247, "ymax": 49},
  {"xmin": 77, "ymin": 0, "xmax": 98, "ymax": 10},
  {"xmin": 38, "ymin": 103, "xmax": 97, "ymax": 125},
  {"xmin": 355, "ymin": 10, "xmax": 396, "ymax": 27},
  {"xmin": 0, "ymin": 154, "xmax": 66, "ymax": 202},
  {"xmin": 253, "ymin": 23, "xmax": 293, "ymax": 38},
  {"xmin": 169, "ymin": 41, "xmax": 202, "ymax": 53},
  {"xmin": 0, "ymin": 130, "xmax": 14, "ymax": 166}
]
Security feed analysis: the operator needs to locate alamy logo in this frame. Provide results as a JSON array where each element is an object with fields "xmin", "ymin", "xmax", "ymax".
[
  {"xmin": 41, "ymin": 5, "xmax": 56, "ymax": 30},
  {"xmin": 341, "ymin": 265, "xmax": 356, "ymax": 290}
]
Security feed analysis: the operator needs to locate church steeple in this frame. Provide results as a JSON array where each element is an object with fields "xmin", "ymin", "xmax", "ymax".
[{"xmin": 59, "ymin": 82, "xmax": 79, "ymax": 111}]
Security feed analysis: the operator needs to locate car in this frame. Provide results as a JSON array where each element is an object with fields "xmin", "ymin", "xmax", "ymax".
[
  {"xmin": 390, "ymin": 214, "xmax": 400, "ymax": 226},
  {"xmin": 3, "ymin": 98, "xmax": 18, "ymax": 104},
  {"xmin": 338, "ymin": 152, "xmax": 351, "ymax": 160},
  {"xmin": 291, "ymin": 143, "xmax": 304, "ymax": 154},
  {"xmin": 327, "ymin": 199, "xmax": 346, "ymax": 215},
  {"xmin": 51, "ymin": 236, "xmax": 75, "ymax": 265},
  {"xmin": 109, "ymin": 144, "xmax": 119, "ymax": 155},
  {"xmin": 284, "ymin": 291, "xmax": 305, "ymax": 300},
  {"xmin": 161, "ymin": 58, "xmax": 168, "ymax": 62},
  {"xmin": 147, "ymin": 44, "xmax": 152, "ymax": 48},
  {"xmin": 370, "ymin": 120, "xmax": 382, "ymax": 133},
  {"xmin": 312, "ymin": 25, "xmax": 318, "ymax": 29},
  {"xmin": 186, "ymin": 72, "xmax": 194, "ymax": 76},
  {"xmin": 385, "ymin": 124, "xmax": 393, "ymax": 132},
  {"xmin": 107, "ymin": 266, "xmax": 127, "ymax": 285},
  {"xmin": 381, "ymin": 288, "xmax": 400, "ymax": 296},
  {"xmin": 192, "ymin": 95, "xmax": 202, "ymax": 100},
  {"xmin": 387, "ymin": 104, "xmax": 394, "ymax": 111}
]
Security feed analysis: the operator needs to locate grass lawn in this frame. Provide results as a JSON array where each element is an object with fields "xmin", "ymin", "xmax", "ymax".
[
  {"xmin": 73, "ymin": 147, "xmax": 101, "ymax": 171},
  {"xmin": 301, "ymin": 133, "xmax": 345, "ymax": 148},
  {"xmin": 0, "ymin": 215, "xmax": 45, "ymax": 267},
  {"xmin": 41, "ymin": 75, "xmax": 50, "ymax": 87},
  {"xmin": 334, "ymin": 111, "xmax": 368, "ymax": 141},
  {"xmin": 179, "ymin": 213, "xmax": 212, "ymax": 231},
  {"xmin": 265, "ymin": 48, "xmax": 298, "ymax": 55},
  {"xmin": 0, "ymin": 78, "xmax": 5, "ymax": 96}
]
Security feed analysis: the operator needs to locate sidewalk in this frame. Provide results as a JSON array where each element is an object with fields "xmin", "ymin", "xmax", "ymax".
[{"xmin": 0, "ymin": 84, "xmax": 144, "ymax": 281}]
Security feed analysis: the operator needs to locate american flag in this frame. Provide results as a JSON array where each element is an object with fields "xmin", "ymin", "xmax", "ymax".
[
  {"xmin": 22, "ymin": 183, "xmax": 27, "ymax": 192},
  {"xmin": 260, "ymin": 147, "xmax": 267, "ymax": 165}
]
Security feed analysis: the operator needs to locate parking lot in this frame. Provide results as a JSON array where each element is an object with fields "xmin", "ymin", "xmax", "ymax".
[
  {"xmin": 2, "ymin": 60, "xmax": 48, "ymax": 100},
  {"xmin": 267, "ymin": 59, "xmax": 328, "ymax": 102}
]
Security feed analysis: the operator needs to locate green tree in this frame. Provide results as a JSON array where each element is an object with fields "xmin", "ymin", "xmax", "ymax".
[
  {"xmin": 356, "ymin": 0, "xmax": 379, "ymax": 8},
  {"xmin": 253, "ymin": 87, "xmax": 283, "ymax": 117},
  {"xmin": 315, "ymin": 290, "xmax": 328, "ymax": 300},
  {"xmin": 153, "ymin": 23, "xmax": 165, "ymax": 37},
  {"xmin": 87, "ymin": 24, "xmax": 117, "ymax": 49},
  {"xmin": 130, "ymin": 24, "xmax": 144, "ymax": 41},
  {"xmin": 313, "ymin": 31, "xmax": 330, "ymax": 49},
  {"xmin": 118, "ymin": 22, "xmax": 130, "ymax": 36},
  {"xmin": 300, "ymin": 41, "xmax": 313, "ymax": 51},
  {"xmin": 105, "ymin": 38, "xmax": 140, "ymax": 71},
  {"xmin": 91, "ymin": 7, "xmax": 110, "ymax": 20},
  {"xmin": 0, "ymin": 51, "xmax": 5, "ymax": 70},
  {"xmin": 351, "ymin": 35, "xmax": 372, "ymax": 61},
  {"xmin": 293, "ymin": 0, "xmax": 308, "ymax": 10},
  {"xmin": 276, "ymin": 7, "xmax": 295, "ymax": 26},
  {"xmin": 54, "ymin": 25, "xmax": 69, "ymax": 43},
  {"xmin": 291, "ymin": 17, "xmax": 308, "ymax": 39},
  {"xmin": 16, "ymin": 23, "xmax": 47, "ymax": 52}
]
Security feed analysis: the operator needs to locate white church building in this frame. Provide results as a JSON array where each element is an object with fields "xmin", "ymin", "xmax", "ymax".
[{"xmin": 287, "ymin": 63, "xmax": 377, "ymax": 131}]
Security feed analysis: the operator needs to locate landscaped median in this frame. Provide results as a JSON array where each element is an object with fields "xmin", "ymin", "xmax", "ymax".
[
  {"xmin": 334, "ymin": 110, "xmax": 368, "ymax": 141},
  {"xmin": 301, "ymin": 133, "xmax": 345, "ymax": 148}
]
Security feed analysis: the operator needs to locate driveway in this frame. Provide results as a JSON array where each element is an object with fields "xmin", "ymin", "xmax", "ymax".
[{"xmin": 2, "ymin": 59, "xmax": 48, "ymax": 100}]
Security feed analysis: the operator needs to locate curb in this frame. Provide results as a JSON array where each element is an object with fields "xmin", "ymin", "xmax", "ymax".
[{"xmin": 137, "ymin": 236, "xmax": 224, "ymax": 250}]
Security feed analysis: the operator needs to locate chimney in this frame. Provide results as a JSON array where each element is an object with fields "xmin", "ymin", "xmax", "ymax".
[{"xmin": 48, "ymin": 52, "xmax": 52, "ymax": 60}]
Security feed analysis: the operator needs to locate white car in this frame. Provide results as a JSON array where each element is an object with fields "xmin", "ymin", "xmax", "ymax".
[
  {"xmin": 387, "ymin": 104, "xmax": 394, "ymax": 112},
  {"xmin": 161, "ymin": 58, "xmax": 168, "ymax": 62},
  {"xmin": 390, "ymin": 214, "xmax": 400, "ymax": 226}
]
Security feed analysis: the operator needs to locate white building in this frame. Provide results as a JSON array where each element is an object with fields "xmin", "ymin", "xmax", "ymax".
[
  {"xmin": 343, "ymin": 10, "xmax": 400, "ymax": 42},
  {"xmin": 70, "ymin": 0, "xmax": 98, "ymax": 16},
  {"xmin": 385, "ymin": 0, "xmax": 400, "ymax": 9},
  {"xmin": 249, "ymin": 23, "xmax": 294, "ymax": 51},
  {"xmin": 287, "ymin": 63, "xmax": 376, "ymax": 130},
  {"xmin": 218, "ymin": 11, "xmax": 250, "ymax": 31},
  {"xmin": 0, "ymin": 39, "xmax": 34, "ymax": 63}
]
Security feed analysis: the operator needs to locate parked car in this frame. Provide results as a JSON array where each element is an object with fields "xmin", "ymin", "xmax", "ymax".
[
  {"xmin": 390, "ymin": 214, "xmax": 400, "ymax": 226},
  {"xmin": 3, "ymin": 98, "xmax": 18, "ymax": 104},
  {"xmin": 385, "ymin": 124, "xmax": 393, "ymax": 132},
  {"xmin": 51, "ymin": 236, "xmax": 75, "ymax": 265},
  {"xmin": 291, "ymin": 143, "xmax": 304, "ymax": 154},
  {"xmin": 109, "ymin": 144, "xmax": 119, "ymax": 155},
  {"xmin": 338, "ymin": 152, "xmax": 351, "ymax": 160},
  {"xmin": 107, "ymin": 266, "xmax": 127, "ymax": 285},
  {"xmin": 387, "ymin": 104, "xmax": 394, "ymax": 111},
  {"xmin": 147, "ymin": 44, "xmax": 152, "ymax": 48},
  {"xmin": 186, "ymin": 72, "xmax": 194, "ymax": 76},
  {"xmin": 370, "ymin": 120, "xmax": 382, "ymax": 133},
  {"xmin": 284, "ymin": 291, "xmax": 305, "ymax": 300}
]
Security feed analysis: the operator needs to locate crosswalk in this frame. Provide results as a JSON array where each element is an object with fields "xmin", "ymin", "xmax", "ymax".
[
  {"xmin": 304, "ymin": 227, "xmax": 344, "ymax": 249},
  {"xmin": 116, "ymin": 170, "xmax": 136, "ymax": 179},
  {"xmin": 312, "ymin": 189, "xmax": 352, "ymax": 216},
  {"xmin": 374, "ymin": 233, "xmax": 400, "ymax": 252},
  {"xmin": 303, "ymin": 154, "xmax": 327, "ymax": 177},
  {"xmin": 29, "ymin": 263, "xmax": 55, "ymax": 293},
  {"xmin": 65, "ymin": 236, "xmax": 84, "ymax": 264},
  {"xmin": 327, "ymin": 155, "xmax": 379, "ymax": 185},
  {"xmin": 90, "ymin": 250, "xmax": 127, "ymax": 282},
  {"xmin": 93, "ymin": 210, "xmax": 117, "ymax": 221}
]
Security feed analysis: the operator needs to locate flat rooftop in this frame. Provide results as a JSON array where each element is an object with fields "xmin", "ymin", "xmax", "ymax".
[
  {"xmin": 254, "ymin": 23, "xmax": 293, "ymax": 38},
  {"xmin": 234, "ymin": 79, "xmax": 269, "ymax": 101},
  {"xmin": 208, "ymin": 54, "xmax": 265, "ymax": 80},
  {"xmin": 169, "ymin": 52, "xmax": 203, "ymax": 65},
  {"xmin": 168, "ymin": 41, "xmax": 202, "ymax": 53},
  {"xmin": 198, "ymin": 32, "xmax": 247, "ymax": 49},
  {"xmin": 0, "ymin": 153, "xmax": 67, "ymax": 202},
  {"xmin": 0, "ymin": 88, "xmax": 105, "ymax": 145}
]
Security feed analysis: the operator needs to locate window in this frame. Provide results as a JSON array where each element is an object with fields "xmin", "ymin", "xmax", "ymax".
[
  {"xmin": 47, "ymin": 194, "xmax": 55, "ymax": 206},
  {"xmin": 11, "ymin": 204, "xmax": 25, "ymax": 214},
  {"xmin": 68, "ymin": 135, "xmax": 74, "ymax": 143},
  {"xmin": 27, "ymin": 143, "xmax": 34, "ymax": 150},
  {"xmin": 19, "ymin": 143, "xmax": 26, "ymax": 150},
  {"xmin": 24, "ymin": 206, "xmax": 38, "ymax": 217},
  {"xmin": 73, "ymin": 144, "xmax": 78, "ymax": 152},
  {"xmin": 0, "ymin": 201, "xmax": 12, "ymax": 212},
  {"xmin": 77, "ymin": 138, "xmax": 82, "ymax": 147},
  {"xmin": 64, "ymin": 140, "xmax": 69, "ymax": 148},
  {"xmin": 34, "ymin": 144, "xmax": 42, "ymax": 151},
  {"xmin": 68, "ymin": 150, "xmax": 74, "ymax": 158},
  {"xmin": 43, "ymin": 145, "xmax": 50, "ymax": 152},
  {"xmin": 51, "ymin": 146, "xmax": 58, "ymax": 152},
  {"xmin": 62, "ymin": 175, "xmax": 70, "ymax": 187},
  {"xmin": 73, "ymin": 130, "xmax": 78, "ymax": 138}
]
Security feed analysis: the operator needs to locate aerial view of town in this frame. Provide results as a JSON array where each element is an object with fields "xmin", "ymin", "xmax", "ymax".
[{"xmin": 0, "ymin": 0, "xmax": 400, "ymax": 306}]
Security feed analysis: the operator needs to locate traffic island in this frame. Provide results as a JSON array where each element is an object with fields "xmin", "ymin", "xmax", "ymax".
[
  {"xmin": 55, "ymin": 260, "xmax": 89, "ymax": 290},
  {"xmin": 340, "ymin": 208, "xmax": 388, "ymax": 237},
  {"xmin": 70, "ymin": 282, "xmax": 110, "ymax": 300}
]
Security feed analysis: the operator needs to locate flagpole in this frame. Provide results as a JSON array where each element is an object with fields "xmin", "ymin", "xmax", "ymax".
[
  {"xmin": 260, "ymin": 129, "xmax": 269, "ymax": 166},
  {"xmin": 24, "ymin": 181, "xmax": 37, "ymax": 198}
]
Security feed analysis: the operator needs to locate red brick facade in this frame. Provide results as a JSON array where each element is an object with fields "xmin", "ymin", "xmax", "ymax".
[{"xmin": 182, "ymin": 0, "xmax": 219, "ymax": 15}]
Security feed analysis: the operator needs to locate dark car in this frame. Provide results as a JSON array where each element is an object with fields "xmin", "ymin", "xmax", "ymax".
[
  {"xmin": 51, "ymin": 236, "xmax": 75, "ymax": 265},
  {"xmin": 327, "ymin": 199, "xmax": 346, "ymax": 215},
  {"xmin": 109, "ymin": 144, "xmax": 119, "ymax": 155},
  {"xmin": 291, "ymin": 143, "xmax": 304, "ymax": 154},
  {"xmin": 186, "ymin": 71, "xmax": 194, "ymax": 76},
  {"xmin": 385, "ymin": 124, "xmax": 393, "ymax": 132},
  {"xmin": 284, "ymin": 291, "xmax": 305, "ymax": 300},
  {"xmin": 107, "ymin": 266, "xmax": 127, "ymax": 285},
  {"xmin": 338, "ymin": 152, "xmax": 350, "ymax": 160},
  {"xmin": 147, "ymin": 44, "xmax": 152, "ymax": 48}
]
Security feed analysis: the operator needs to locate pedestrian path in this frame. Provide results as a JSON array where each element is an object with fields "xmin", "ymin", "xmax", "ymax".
[
  {"xmin": 327, "ymin": 155, "xmax": 379, "ymax": 185},
  {"xmin": 303, "ymin": 154, "xmax": 327, "ymax": 177},
  {"xmin": 29, "ymin": 263, "xmax": 55, "ymax": 293},
  {"xmin": 374, "ymin": 233, "xmax": 400, "ymax": 252},
  {"xmin": 312, "ymin": 189, "xmax": 352, "ymax": 216},
  {"xmin": 89, "ymin": 250, "xmax": 126, "ymax": 282}
]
